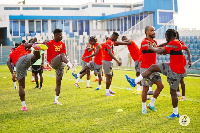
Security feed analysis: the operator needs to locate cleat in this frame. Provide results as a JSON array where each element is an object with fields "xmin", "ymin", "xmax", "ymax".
[
  {"xmin": 147, "ymin": 91, "xmax": 154, "ymax": 95},
  {"xmin": 39, "ymin": 87, "xmax": 42, "ymax": 89},
  {"xmin": 147, "ymin": 104, "xmax": 157, "ymax": 111},
  {"xmin": 95, "ymin": 87, "xmax": 101, "ymax": 90},
  {"xmin": 54, "ymin": 101, "xmax": 63, "ymax": 105},
  {"xmin": 179, "ymin": 97, "xmax": 185, "ymax": 101},
  {"xmin": 166, "ymin": 113, "xmax": 180, "ymax": 118},
  {"xmin": 177, "ymin": 91, "xmax": 181, "ymax": 97},
  {"xmin": 147, "ymin": 96, "xmax": 151, "ymax": 100},
  {"xmin": 142, "ymin": 108, "xmax": 147, "ymax": 114},
  {"xmin": 72, "ymin": 72, "xmax": 78, "ymax": 79},
  {"xmin": 21, "ymin": 106, "xmax": 27, "ymax": 111},
  {"xmin": 74, "ymin": 83, "xmax": 80, "ymax": 88},
  {"xmin": 109, "ymin": 90, "xmax": 116, "ymax": 94},
  {"xmin": 132, "ymin": 90, "xmax": 142, "ymax": 94},
  {"xmin": 105, "ymin": 93, "xmax": 114, "ymax": 96},
  {"xmin": 34, "ymin": 86, "xmax": 39, "ymax": 89},
  {"xmin": 94, "ymin": 79, "xmax": 99, "ymax": 82},
  {"xmin": 32, "ymin": 44, "xmax": 48, "ymax": 50},
  {"xmin": 86, "ymin": 86, "xmax": 92, "ymax": 88},
  {"xmin": 125, "ymin": 75, "xmax": 136, "ymax": 87}
]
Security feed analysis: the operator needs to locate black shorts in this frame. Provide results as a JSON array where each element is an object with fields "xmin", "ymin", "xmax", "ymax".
[{"xmin": 32, "ymin": 65, "xmax": 43, "ymax": 74}]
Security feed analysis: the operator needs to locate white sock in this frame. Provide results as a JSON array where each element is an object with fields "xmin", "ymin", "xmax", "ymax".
[
  {"xmin": 142, "ymin": 102, "xmax": 146, "ymax": 110},
  {"xmin": 87, "ymin": 80, "xmax": 90, "ymax": 86},
  {"xmin": 173, "ymin": 107, "xmax": 178, "ymax": 115},
  {"xmin": 76, "ymin": 78, "xmax": 80, "ymax": 83},
  {"xmin": 90, "ymin": 71, "xmax": 94, "ymax": 75},
  {"xmin": 140, "ymin": 85, "xmax": 143, "ymax": 91},
  {"xmin": 147, "ymin": 95, "xmax": 150, "ymax": 99},
  {"xmin": 149, "ymin": 86, "xmax": 153, "ymax": 91},
  {"xmin": 102, "ymin": 76, "xmax": 104, "ymax": 80},
  {"xmin": 98, "ymin": 85, "xmax": 101, "ymax": 88},
  {"xmin": 182, "ymin": 96, "xmax": 185, "ymax": 98},
  {"xmin": 135, "ymin": 74, "xmax": 143, "ymax": 84},
  {"xmin": 21, "ymin": 101, "xmax": 26, "ymax": 107},
  {"xmin": 77, "ymin": 73, "xmax": 80, "ymax": 78},
  {"xmin": 55, "ymin": 95, "xmax": 59, "ymax": 102},
  {"xmin": 38, "ymin": 75, "xmax": 40, "ymax": 81},
  {"xmin": 150, "ymin": 97, "xmax": 156, "ymax": 106},
  {"xmin": 96, "ymin": 76, "xmax": 98, "ymax": 79},
  {"xmin": 13, "ymin": 82, "xmax": 17, "ymax": 87},
  {"xmin": 32, "ymin": 76, "xmax": 34, "ymax": 80},
  {"xmin": 106, "ymin": 89, "xmax": 109, "ymax": 93},
  {"xmin": 137, "ymin": 84, "xmax": 140, "ymax": 91},
  {"xmin": 109, "ymin": 86, "xmax": 111, "ymax": 91}
]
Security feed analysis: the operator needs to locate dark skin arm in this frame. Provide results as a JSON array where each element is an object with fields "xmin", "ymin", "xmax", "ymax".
[
  {"xmin": 7, "ymin": 56, "xmax": 16, "ymax": 81},
  {"xmin": 158, "ymin": 42, "xmax": 168, "ymax": 47},
  {"xmin": 108, "ymin": 49, "xmax": 121, "ymax": 66},
  {"xmin": 41, "ymin": 53, "xmax": 44, "ymax": 69},
  {"xmin": 83, "ymin": 45, "xmax": 100, "ymax": 59},
  {"xmin": 115, "ymin": 40, "xmax": 132, "ymax": 46},
  {"xmin": 148, "ymin": 44, "xmax": 168, "ymax": 54},
  {"xmin": 185, "ymin": 47, "xmax": 192, "ymax": 68}
]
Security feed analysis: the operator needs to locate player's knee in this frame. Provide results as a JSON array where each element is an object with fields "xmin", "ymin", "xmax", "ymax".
[
  {"xmin": 149, "ymin": 65, "xmax": 157, "ymax": 72},
  {"xmin": 19, "ymin": 92, "xmax": 25, "ymax": 97}
]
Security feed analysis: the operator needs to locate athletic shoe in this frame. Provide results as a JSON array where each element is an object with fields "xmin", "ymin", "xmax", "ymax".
[
  {"xmin": 179, "ymin": 97, "xmax": 185, "ymax": 101},
  {"xmin": 109, "ymin": 90, "xmax": 116, "ymax": 94},
  {"xmin": 21, "ymin": 106, "xmax": 27, "ymax": 111},
  {"xmin": 94, "ymin": 79, "xmax": 99, "ymax": 82},
  {"xmin": 147, "ymin": 96, "xmax": 151, "ymax": 100},
  {"xmin": 54, "ymin": 101, "xmax": 63, "ymax": 105},
  {"xmin": 31, "ymin": 79, "xmax": 35, "ymax": 82},
  {"xmin": 125, "ymin": 75, "xmax": 136, "ymax": 87},
  {"xmin": 75, "ymin": 83, "xmax": 80, "ymax": 88},
  {"xmin": 86, "ymin": 86, "xmax": 92, "ymax": 88},
  {"xmin": 177, "ymin": 91, "xmax": 181, "ymax": 97},
  {"xmin": 142, "ymin": 108, "xmax": 147, "ymax": 114},
  {"xmin": 132, "ymin": 90, "xmax": 142, "ymax": 94},
  {"xmin": 147, "ymin": 104, "xmax": 157, "ymax": 111},
  {"xmin": 147, "ymin": 91, "xmax": 154, "ymax": 95},
  {"xmin": 105, "ymin": 93, "xmax": 114, "ymax": 96},
  {"xmin": 72, "ymin": 72, "xmax": 78, "ymax": 79},
  {"xmin": 32, "ymin": 44, "xmax": 48, "ymax": 50},
  {"xmin": 39, "ymin": 87, "xmax": 42, "ymax": 89},
  {"xmin": 95, "ymin": 87, "xmax": 101, "ymax": 90},
  {"xmin": 166, "ymin": 113, "xmax": 180, "ymax": 118},
  {"xmin": 34, "ymin": 86, "xmax": 39, "ymax": 89}
]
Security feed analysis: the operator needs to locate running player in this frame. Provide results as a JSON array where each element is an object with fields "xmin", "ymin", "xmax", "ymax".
[
  {"xmin": 9, "ymin": 43, "xmax": 20, "ymax": 89},
  {"xmin": 72, "ymin": 37, "xmax": 95, "ymax": 87},
  {"xmin": 74, "ymin": 36, "xmax": 103, "ymax": 90},
  {"xmin": 103, "ymin": 32, "xmax": 131, "ymax": 96},
  {"xmin": 122, "ymin": 36, "xmax": 142, "ymax": 94},
  {"xmin": 7, "ymin": 42, "xmax": 47, "ymax": 111},
  {"xmin": 45, "ymin": 29, "xmax": 73, "ymax": 105},
  {"xmin": 126, "ymin": 29, "xmax": 185, "ymax": 118}
]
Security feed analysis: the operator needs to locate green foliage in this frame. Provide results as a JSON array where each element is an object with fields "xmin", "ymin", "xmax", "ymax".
[{"xmin": 0, "ymin": 65, "xmax": 199, "ymax": 132}]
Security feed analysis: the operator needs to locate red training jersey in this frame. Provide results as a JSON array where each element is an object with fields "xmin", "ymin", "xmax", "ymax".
[
  {"xmin": 180, "ymin": 41, "xmax": 187, "ymax": 65},
  {"xmin": 9, "ymin": 45, "xmax": 28, "ymax": 65},
  {"xmin": 46, "ymin": 39, "xmax": 66, "ymax": 64},
  {"xmin": 102, "ymin": 38, "xmax": 115, "ymax": 61},
  {"xmin": 94, "ymin": 43, "xmax": 103, "ymax": 65},
  {"xmin": 127, "ymin": 41, "xmax": 140, "ymax": 61},
  {"xmin": 140, "ymin": 38, "xmax": 157, "ymax": 68},
  {"xmin": 82, "ymin": 43, "xmax": 94, "ymax": 63},
  {"xmin": 165, "ymin": 40, "xmax": 185, "ymax": 74},
  {"xmin": 101, "ymin": 43, "xmax": 106, "ymax": 59}
]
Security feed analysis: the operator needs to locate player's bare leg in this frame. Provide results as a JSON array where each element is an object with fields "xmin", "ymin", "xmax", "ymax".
[
  {"xmin": 54, "ymin": 73, "xmax": 63, "ymax": 105},
  {"xmin": 18, "ymin": 77, "xmax": 27, "ymax": 111},
  {"xmin": 179, "ymin": 77, "xmax": 185, "ymax": 101}
]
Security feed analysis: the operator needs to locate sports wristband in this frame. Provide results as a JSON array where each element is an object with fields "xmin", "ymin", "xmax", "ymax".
[{"xmin": 67, "ymin": 61, "xmax": 73, "ymax": 68}]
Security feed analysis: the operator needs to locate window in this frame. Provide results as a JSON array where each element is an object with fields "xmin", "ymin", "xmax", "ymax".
[
  {"xmin": 92, "ymin": 4, "xmax": 110, "ymax": 7},
  {"xmin": 20, "ymin": 20, "xmax": 25, "ymax": 36},
  {"xmin": 132, "ymin": 15, "xmax": 135, "ymax": 26},
  {"xmin": 57, "ymin": 20, "xmax": 63, "ymax": 31},
  {"xmin": 140, "ymin": 14, "xmax": 143, "ymax": 22},
  {"xmin": 84, "ymin": 20, "xmax": 90, "ymax": 35},
  {"xmin": 29, "ymin": 20, "xmax": 34, "ymax": 34},
  {"xmin": 72, "ymin": 20, "xmax": 77, "ymax": 32},
  {"xmin": 42, "ymin": 7, "xmax": 60, "ymax": 10},
  {"xmin": 78, "ymin": 20, "xmax": 84, "ymax": 35},
  {"xmin": 10, "ymin": 21, "xmax": 12, "ymax": 36},
  {"xmin": 124, "ymin": 17, "xmax": 127, "ymax": 31},
  {"xmin": 116, "ymin": 19, "xmax": 120, "ymax": 31},
  {"xmin": 36, "ymin": 21, "xmax": 41, "ymax": 33},
  {"xmin": 136, "ymin": 15, "xmax": 139, "ymax": 24},
  {"xmin": 4, "ymin": 7, "xmax": 20, "ymax": 10},
  {"xmin": 64, "ymin": 20, "xmax": 70, "ymax": 34},
  {"xmin": 159, "ymin": 11, "xmax": 173, "ymax": 23},
  {"xmin": 109, "ymin": 20, "xmax": 112, "ymax": 31},
  {"xmin": 133, "ymin": 4, "xmax": 143, "ymax": 8},
  {"xmin": 121, "ymin": 18, "xmax": 123, "ymax": 32},
  {"xmin": 82, "ymin": 5, "xmax": 88, "ymax": 9},
  {"xmin": 113, "ymin": 5, "xmax": 131, "ymax": 8},
  {"xmin": 42, "ymin": 20, "xmax": 48, "ymax": 33},
  {"xmin": 51, "ymin": 20, "xmax": 57, "ymax": 32},
  {"xmin": 113, "ymin": 19, "xmax": 116, "ymax": 31},
  {"xmin": 63, "ymin": 7, "xmax": 79, "ymax": 10},
  {"xmin": 13, "ymin": 21, "xmax": 19, "ymax": 36},
  {"xmin": 23, "ymin": 7, "xmax": 40, "ymax": 10},
  {"xmin": 128, "ymin": 16, "xmax": 131, "ymax": 29}
]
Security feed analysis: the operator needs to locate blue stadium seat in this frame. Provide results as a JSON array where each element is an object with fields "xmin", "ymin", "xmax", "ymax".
[
  {"xmin": 191, "ymin": 64, "xmax": 197, "ymax": 69},
  {"xmin": 182, "ymin": 36, "xmax": 186, "ymax": 40},
  {"xmin": 161, "ymin": 56, "xmax": 165, "ymax": 61},
  {"xmin": 194, "ymin": 36, "xmax": 197, "ymax": 39},
  {"xmin": 196, "ymin": 50, "xmax": 200, "ymax": 55},
  {"xmin": 197, "ymin": 62, "xmax": 200, "ymax": 69},
  {"xmin": 190, "ymin": 50, "xmax": 195, "ymax": 55},
  {"xmin": 186, "ymin": 36, "xmax": 190, "ymax": 40},
  {"xmin": 194, "ymin": 44, "xmax": 198, "ymax": 49},
  {"xmin": 192, "ymin": 55, "xmax": 198, "ymax": 62},
  {"xmin": 190, "ymin": 36, "xmax": 193, "ymax": 39},
  {"xmin": 189, "ymin": 44, "xmax": 194, "ymax": 49},
  {"xmin": 186, "ymin": 40, "xmax": 190, "ymax": 44}
]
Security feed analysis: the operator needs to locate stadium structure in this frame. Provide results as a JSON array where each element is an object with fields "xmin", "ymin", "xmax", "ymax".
[{"xmin": 0, "ymin": 0, "xmax": 199, "ymax": 73}]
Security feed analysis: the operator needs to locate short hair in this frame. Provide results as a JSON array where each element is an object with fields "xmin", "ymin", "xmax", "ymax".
[
  {"xmin": 89, "ymin": 36, "xmax": 97, "ymax": 42},
  {"xmin": 122, "ymin": 36, "xmax": 126, "ymax": 40},
  {"xmin": 165, "ymin": 29, "xmax": 176, "ymax": 41},
  {"xmin": 145, "ymin": 26, "xmax": 151, "ymax": 35},
  {"xmin": 105, "ymin": 37, "xmax": 109, "ymax": 41},
  {"xmin": 112, "ymin": 32, "xmax": 119, "ymax": 36},
  {"xmin": 28, "ymin": 38, "xmax": 33, "ymax": 43},
  {"xmin": 175, "ymin": 30, "xmax": 179, "ymax": 40},
  {"xmin": 22, "ymin": 40, "xmax": 26, "ymax": 43},
  {"xmin": 53, "ymin": 29, "xmax": 62, "ymax": 35},
  {"xmin": 15, "ymin": 43, "xmax": 20, "ymax": 48}
]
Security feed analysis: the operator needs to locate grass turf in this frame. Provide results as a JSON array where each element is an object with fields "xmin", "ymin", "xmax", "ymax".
[{"xmin": 0, "ymin": 65, "xmax": 199, "ymax": 132}]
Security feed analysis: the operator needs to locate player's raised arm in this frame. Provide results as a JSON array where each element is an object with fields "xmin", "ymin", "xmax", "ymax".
[
  {"xmin": 115, "ymin": 40, "xmax": 132, "ymax": 46},
  {"xmin": 83, "ymin": 44, "xmax": 100, "ymax": 59},
  {"xmin": 7, "ymin": 56, "xmax": 14, "ymax": 74},
  {"xmin": 148, "ymin": 43, "xmax": 168, "ymax": 54}
]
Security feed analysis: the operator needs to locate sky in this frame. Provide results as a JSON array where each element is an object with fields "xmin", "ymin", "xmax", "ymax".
[{"xmin": 0, "ymin": 0, "xmax": 200, "ymax": 30}]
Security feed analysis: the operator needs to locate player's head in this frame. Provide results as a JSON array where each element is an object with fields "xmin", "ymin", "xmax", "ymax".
[
  {"xmin": 122, "ymin": 36, "xmax": 127, "ymax": 41},
  {"xmin": 15, "ymin": 43, "xmax": 20, "ymax": 48},
  {"xmin": 165, "ymin": 29, "xmax": 176, "ymax": 42},
  {"xmin": 175, "ymin": 30, "xmax": 179, "ymax": 40},
  {"xmin": 89, "ymin": 36, "xmax": 97, "ymax": 45},
  {"xmin": 111, "ymin": 32, "xmax": 119, "ymax": 41},
  {"xmin": 145, "ymin": 26, "xmax": 155, "ymax": 39},
  {"xmin": 33, "ymin": 37, "xmax": 37, "ymax": 43},
  {"xmin": 29, "ymin": 38, "xmax": 33, "ymax": 43},
  {"xmin": 53, "ymin": 29, "xmax": 62, "ymax": 41},
  {"xmin": 22, "ymin": 40, "xmax": 26, "ymax": 44},
  {"xmin": 105, "ymin": 37, "xmax": 109, "ymax": 41}
]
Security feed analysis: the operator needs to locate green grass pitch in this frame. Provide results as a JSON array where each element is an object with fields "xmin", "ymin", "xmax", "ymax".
[{"xmin": 0, "ymin": 65, "xmax": 200, "ymax": 132}]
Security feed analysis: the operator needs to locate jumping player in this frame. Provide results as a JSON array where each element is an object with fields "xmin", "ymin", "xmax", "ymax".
[
  {"xmin": 126, "ymin": 29, "xmax": 185, "ymax": 118},
  {"xmin": 46, "ymin": 29, "xmax": 73, "ymax": 105}
]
